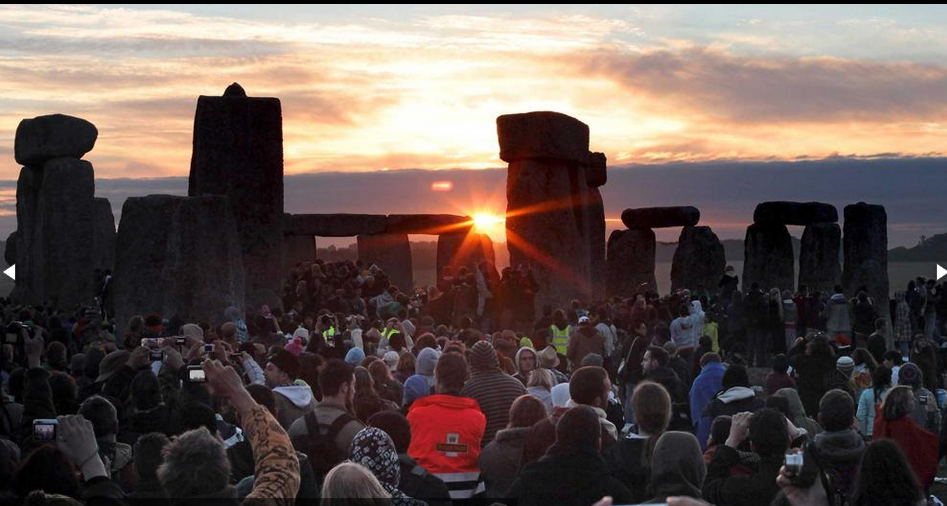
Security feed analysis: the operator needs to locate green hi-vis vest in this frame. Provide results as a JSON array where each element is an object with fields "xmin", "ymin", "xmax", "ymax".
[{"xmin": 550, "ymin": 325, "xmax": 570, "ymax": 355}]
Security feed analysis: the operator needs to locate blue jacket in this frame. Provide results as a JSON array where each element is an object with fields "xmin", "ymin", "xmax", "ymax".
[{"xmin": 690, "ymin": 361, "xmax": 726, "ymax": 450}]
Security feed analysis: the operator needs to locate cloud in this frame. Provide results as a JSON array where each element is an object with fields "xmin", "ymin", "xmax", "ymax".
[{"xmin": 583, "ymin": 46, "xmax": 947, "ymax": 123}]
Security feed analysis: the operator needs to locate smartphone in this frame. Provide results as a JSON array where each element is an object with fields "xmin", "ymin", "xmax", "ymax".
[
  {"xmin": 202, "ymin": 344, "xmax": 214, "ymax": 354},
  {"xmin": 175, "ymin": 336, "xmax": 186, "ymax": 347},
  {"xmin": 187, "ymin": 365, "xmax": 206, "ymax": 383},
  {"xmin": 141, "ymin": 338, "xmax": 161, "ymax": 348},
  {"xmin": 150, "ymin": 349, "xmax": 163, "ymax": 361},
  {"xmin": 784, "ymin": 452, "xmax": 803, "ymax": 474},
  {"xmin": 33, "ymin": 418, "xmax": 58, "ymax": 441}
]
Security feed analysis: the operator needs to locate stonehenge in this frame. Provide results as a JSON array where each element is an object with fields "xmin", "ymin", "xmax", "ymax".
[
  {"xmin": 357, "ymin": 233, "xmax": 413, "ymax": 291},
  {"xmin": 609, "ymin": 206, "xmax": 723, "ymax": 295},
  {"xmin": 843, "ymin": 203, "xmax": 889, "ymax": 316},
  {"xmin": 436, "ymin": 232, "xmax": 496, "ymax": 276},
  {"xmin": 114, "ymin": 195, "xmax": 246, "ymax": 334},
  {"xmin": 12, "ymin": 114, "xmax": 99, "ymax": 307},
  {"xmin": 744, "ymin": 201, "xmax": 840, "ymax": 293},
  {"xmin": 189, "ymin": 84, "xmax": 285, "ymax": 309},
  {"xmin": 498, "ymin": 111, "xmax": 595, "ymax": 310}
]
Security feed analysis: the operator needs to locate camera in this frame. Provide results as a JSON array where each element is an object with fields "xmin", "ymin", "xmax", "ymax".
[
  {"xmin": 202, "ymin": 344, "xmax": 214, "ymax": 354},
  {"xmin": 784, "ymin": 452, "xmax": 803, "ymax": 474},
  {"xmin": 175, "ymin": 336, "xmax": 186, "ymax": 347},
  {"xmin": 33, "ymin": 419, "xmax": 58, "ymax": 441},
  {"xmin": 141, "ymin": 338, "xmax": 161, "ymax": 348},
  {"xmin": 187, "ymin": 365, "xmax": 206, "ymax": 383},
  {"xmin": 149, "ymin": 349, "xmax": 163, "ymax": 361}
]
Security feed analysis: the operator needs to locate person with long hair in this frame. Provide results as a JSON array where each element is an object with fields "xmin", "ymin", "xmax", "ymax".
[
  {"xmin": 320, "ymin": 462, "xmax": 391, "ymax": 506},
  {"xmin": 602, "ymin": 381, "xmax": 672, "ymax": 503},
  {"xmin": 851, "ymin": 439, "xmax": 925, "ymax": 506},
  {"xmin": 856, "ymin": 366, "xmax": 891, "ymax": 438},
  {"xmin": 873, "ymin": 386, "xmax": 938, "ymax": 489}
]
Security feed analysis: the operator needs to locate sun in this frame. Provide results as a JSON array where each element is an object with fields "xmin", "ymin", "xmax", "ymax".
[{"xmin": 471, "ymin": 212, "xmax": 506, "ymax": 238}]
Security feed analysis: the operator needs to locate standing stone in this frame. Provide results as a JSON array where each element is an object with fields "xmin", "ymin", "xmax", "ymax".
[
  {"xmin": 114, "ymin": 195, "xmax": 245, "ymax": 335},
  {"xmin": 743, "ymin": 222, "xmax": 794, "ymax": 292},
  {"xmin": 799, "ymin": 223, "xmax": 841, "ymax": 294},
  {"xmin": 436, "ymin": 232, "xmax": 496, "ymax": 276},
  {"xmin": 357, "ymin": 234, "xmax": 413, "ymax": 291},
  {"xmin": 754, "ymin": 201, "xmax": 838, "ymax": 226},
  {"xmin": 284, "ymin": 235, "xmax": 317, "ymax": 271},
  {"xmin": 189, "ymin": 84, "xmax": 284, "ymax": 309},
  {"xmin": 4, "ymin": 231, "xmax": 17, "ymax": 267},
  {"xmin": 499, "ymin": 111, "xmax": 593, "ymax": 310},
  {"xmin": 15, "ymin": 114, "xmax": 98, "ymax": 166},
  {"xmin": 93, "ymin": 198, "xmax": 116, "ymax": 272},
  {"xmin": 606, "ymin": 229, "xmax": 657, "ymax": 297},
  {"xmin": 843, "ymin": 203, "xmax": 888, "ymax": 316},
  {"xmin": 671, "ymin": 226, "xmax": 725, "ymax": 292},
  {"xmin": 14, "ymin": 158, "xmax": 95, "ymax": 307},
  {"xmin": 587, "ymin": 187, "xmax": 607, "ymax": 299}
]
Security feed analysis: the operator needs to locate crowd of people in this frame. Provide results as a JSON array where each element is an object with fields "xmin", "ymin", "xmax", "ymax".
[{"xmin": 0, "ymin": 256, "xmax": 944, "ymax": 506}]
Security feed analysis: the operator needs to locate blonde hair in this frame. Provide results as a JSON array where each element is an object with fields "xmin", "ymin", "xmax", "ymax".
[
  {"xmin": 527, "ymin": 368, "xmax": 554, "ymax": 391},
  {"xmin": 320, "ymin": 462, "xmax": 390, "ymax": 505}
]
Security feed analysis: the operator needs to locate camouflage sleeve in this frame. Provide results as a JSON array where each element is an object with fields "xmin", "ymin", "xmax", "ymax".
[{"xmin": 242, "ymin": 404, "xmax": 301, "ymax": 505}]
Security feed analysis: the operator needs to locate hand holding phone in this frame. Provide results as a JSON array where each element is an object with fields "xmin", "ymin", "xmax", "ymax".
[{"xmin": 188, "ymin": 365, "xmax": 206, "ymax": 383}]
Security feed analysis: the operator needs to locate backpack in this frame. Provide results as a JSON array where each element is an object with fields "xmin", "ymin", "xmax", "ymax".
[{"xmin": 292, "ymin": 410, "xmax": 357, "ymax": 488}]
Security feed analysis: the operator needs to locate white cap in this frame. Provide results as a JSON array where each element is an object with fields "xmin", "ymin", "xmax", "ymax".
[
  {"xmin": 578, "ymin": 315, "xmax": 590, "ymax": 324},
  {"xmin": 383, "ymin": 351, "xmax": 400, "ymax": 371}
]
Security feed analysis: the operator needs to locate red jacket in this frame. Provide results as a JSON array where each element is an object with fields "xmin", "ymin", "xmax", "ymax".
[
  {"xmin": 407, "ymin": 394, "xmax": 486, "ymax": 499},
  {"xmin": 873, "ymin": 408, "xmax": 938, "ymax": 488}
]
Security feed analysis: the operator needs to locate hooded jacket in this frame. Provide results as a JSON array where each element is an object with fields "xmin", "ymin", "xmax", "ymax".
[
  {"xmin": 407, "ymin": 394, "xmax": 486, "ymax": 500},
  {"xmin": 403, "ymin": 348, "xmax": 440, "ymax": 407},
  {"xmin": 507, "ymin": 444, "xmax": 633, "ymax": 506},
  {"xmin": 567, "ymin": 325, "xmax": 605, "ymax": 371},
  {"xmin": 812, "ymin": 429, "xmax": 866, "ymax": 500},
  {"xmin": 825, "ymin": 293, "xmax": 852, "ymax": 333},
  {"xmin": 690, "ymin": 361, "xmax": 726, "ymax": 450},
  {"xmin": 512, "ymin": 347, "xmax": 537, "ymax": 386},
  {"xmin": 700, "ymin": 386, "xmax": 764, "ymax": 429},
  {"xmin": 647, "ymin": 431, "xmax": 706, "ymax": 503},
  {"xmin": 272, "ymin": 384, "xmax": 317, "ymax": 429},
  {"xmin": 478, "ymin": 426, "xmax": 530, "ymax": 498},
  {"xmin": 772, "ymin": 388, "xmax": 822, "ymax": 436}
]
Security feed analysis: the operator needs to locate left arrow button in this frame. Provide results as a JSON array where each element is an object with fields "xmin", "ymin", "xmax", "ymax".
[{"xmin": 3, "ymin": 265, "xmax": 15, "ymax": 281}]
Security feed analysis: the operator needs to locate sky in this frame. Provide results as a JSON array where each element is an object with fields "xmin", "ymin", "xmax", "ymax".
[{"xmin": 1, "ymin": 5, "xmax": 946, "ymax": 247}]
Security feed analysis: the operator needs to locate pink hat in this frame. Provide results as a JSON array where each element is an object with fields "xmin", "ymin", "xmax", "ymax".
[{"xmin": 285, "ymin": 337, "xmax": 304, "ymax": 356}]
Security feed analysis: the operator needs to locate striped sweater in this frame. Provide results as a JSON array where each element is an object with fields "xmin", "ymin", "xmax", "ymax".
[{"xmin": 460, "ymin": 371, "xmax": 526, "ymax": 446}]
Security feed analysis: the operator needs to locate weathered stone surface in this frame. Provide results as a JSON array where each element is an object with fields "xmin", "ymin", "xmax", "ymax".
[
  {"xmin": 497, "ymin": 111, "xmax": 590, "ymax": 164},
  {"xmin": 284, "ymin": 235, "xmax": 316, "ymax": 271},
  {"xmin": 743, "ymin": 222, "xmax": 795, "ymax": 292},
  {"xmin": 587, "ymin": 151, "xmax": 607, "ymax": 188},
  {"xmin": 621, "ymin": 207, "xmax": 700, "ymax": 229},
  {"xmin": 754, "ymin": 201, "xmax": 838, "ymax": 226},
  {"xmin": 671, "ymin": 226, "xmax": 725, "ymax": 292},
  {"xmin": 606, "ymin": 229, "xmax": 657, "ymax": 297},
  {"xmin": 14, "ymin": 114, "xmax": 98, "ymax": 166},
  {"xmin": 4, "ymin": 232, "xmax": 17, "ymax": 267},
  {"xmin": 93, "ymin": 198, "xmax": 116, "ymax": 272},
  {"xmin": 507, "ymin": 158, "xmax": 593, "ymax": 310},
  {"xmin": 357, "ymin": 234, "xmax": 413, "ymax": 291},
  {"xmin": 13, "ymin": 159, "xmax": 96, "ymax": 307},
  {"xmin": 286, "ymin": 214, "xmax": 387, "ymax": 237},
  {"xmin": 436, "ymin": 232, "xmax": 496, "ymax": 275},
  {"xmin": 588, "ymin": 187, "xmax": 607, "ymax": 299},
  {"xmin": 189, "ymin": 84, "xmax": 284, "ymax": 308},
  {"xmin": 799, "ymin": 223, "xmax": 841, "ymax": 294},
  {"xmin": 114, "ymin": 195, "xmax": 245, "ymax": 334},
  {"xmin": 385, "ymin": 214, "xmax": 472, "ymax": 235},
  {"xmin": 843, "ymin": 203, "xmax": 888, "ymax": 315}
]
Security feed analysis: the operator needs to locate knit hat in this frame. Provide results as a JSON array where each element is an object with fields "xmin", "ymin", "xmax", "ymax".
[
  {"xmin": 293, "ymin": 327, "xmax": 310, "ymax": 341},
  {"xmin": 345, "ymin": 347, "xmax": 366, "ymax": 366},
  {"xmin": 95, "ymin": 350, "xmax": 130, "ymax": 383},
  {"xmin": 267, "ymin": 348, "xmax": 299, "ymax": 379},
  {"xmin": 898, "ymin": 362, "xmax": 922, "ymax": 387},
  {"xmin": 538, "ymin": 346, "xmax": 560, "ymax": 369},
  {"xmin": 284, "ymin": 337, "xmax": 304, "ymax": 356},
  {"xmin": 520, "ymin": 337, "xmax": 534, "ymax": 349},
  {"xmin": 836, "ymin": 356, "xmax": 855, "ymax": 377},
  {"xmin": 181, "ymin": 323, "xmax": 204, "ymax": 342},
  {"xmin": 470, "ymin": 341, "xmax": 500, "ymax": 372},
  {"xmin": 383, "ymin": 351, "xmax": 400, "ymax": 372}
]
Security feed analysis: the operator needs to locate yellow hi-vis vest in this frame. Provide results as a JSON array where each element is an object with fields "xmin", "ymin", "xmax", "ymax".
[
  {"xmin": 550, "ymin": 325, "xmax": 570, "ymax": 355},
  {"xmin": 381, "ymin": 328, "xmax": 400, "ymax": 341},
  {"xmin": 322, "ymin": 326, "xmax": 337, "ymax": 339}
]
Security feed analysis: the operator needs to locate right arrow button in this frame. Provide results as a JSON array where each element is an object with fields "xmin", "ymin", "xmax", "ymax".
[{"xmin": 938, "ymin": 264, "xmax": 946, "ymax": 281}]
